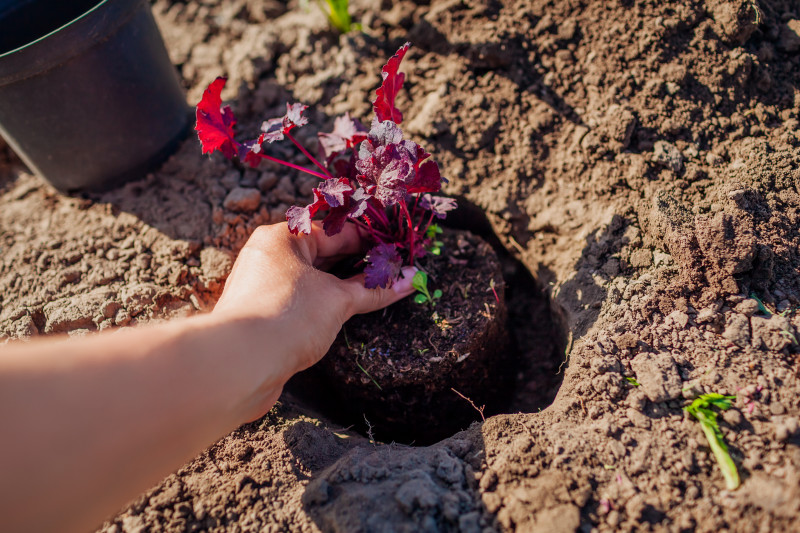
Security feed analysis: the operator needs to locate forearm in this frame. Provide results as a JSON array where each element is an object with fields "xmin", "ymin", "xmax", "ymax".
[{"xmin": 0, "ymin": 313, "xmax": 284, "ymax": 533}]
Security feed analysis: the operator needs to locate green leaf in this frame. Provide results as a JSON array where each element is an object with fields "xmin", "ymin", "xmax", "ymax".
[
  {"xmin": 684, "ymin": 393, "xmax": 740, "ymax": 490},
  {"xmin": 625, "ymin": 377, "xmax": 641, "ymax": 387},
  {"xmin": 426, "ymin": 224, "xmax": 443, "ymax": 238},
  {"xmin": 412, "ymin": 271, "xmax": 428, "ymax": 293},
  {"xmin": 433, "ymin": 289, "xmax": 443, "ymax": 299},
  {"xmin": 321, "ymin": 0, "xmax": 354, "ymax": 33},
  {"xmin": 749, "ymin": 292, "xmax": 772, "ymax": 317},
  {"xmin": 414, "ymin": 294, "xmax": 428, "ymax": 305}
]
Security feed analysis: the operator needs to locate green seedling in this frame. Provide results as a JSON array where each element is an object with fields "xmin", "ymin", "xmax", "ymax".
[
  {"xmin": 749, "ymin": 292, "xmax": 772, "ymax": 317},
  {"xmin": 413, "ymin": 271, "xmax": 442, "ymax": 306},
  {"xmin": 625, "ymin": 376, "xmax": 641, "ymax": 387},
  {"xmin": 779, "ymin": 329, "xmax": 798, "ymax": 345},
  {"xmin": 355, "ymin": 359, "xmax": 382, "ymax": 390},
  {"xmin": 426, "ymin": 224, "xmax": 444, "ymax": 255},
  {"xmin": 684, "ymin": 393, "xmax": 740, "ymax": 491},
  {"xmin": 320, "ymin": 0, "xmax": 360, "ymax": 33},
  {"xmin": 489, "ymin": 278, "xmax": 500, "ymax": 304}
]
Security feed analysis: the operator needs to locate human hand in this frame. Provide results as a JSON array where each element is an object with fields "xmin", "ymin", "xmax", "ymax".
[{"xmin": 210, "ymin": 222, "xmax": 415, "ymax": 419}]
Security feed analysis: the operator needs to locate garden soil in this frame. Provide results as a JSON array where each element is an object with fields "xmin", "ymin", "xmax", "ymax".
[{"xmin": 1, "ymin": 0, "xmax": 799, "ymax": 531}]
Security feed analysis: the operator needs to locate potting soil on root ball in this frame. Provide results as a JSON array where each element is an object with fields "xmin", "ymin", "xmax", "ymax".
[{"xmin": 289, "ymin": 229, "xmax": 512, "ymax": 445}]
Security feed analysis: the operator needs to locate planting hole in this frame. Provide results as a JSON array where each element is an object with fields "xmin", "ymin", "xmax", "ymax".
[{"xmin": 286, "ymin": 200, "xmax": 567, "ymax": 445}]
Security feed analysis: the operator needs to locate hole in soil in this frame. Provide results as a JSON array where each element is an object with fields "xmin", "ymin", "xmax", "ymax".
[{"xmin": 285, "ymin": 199, "xmax": 567, "ymax": 445}]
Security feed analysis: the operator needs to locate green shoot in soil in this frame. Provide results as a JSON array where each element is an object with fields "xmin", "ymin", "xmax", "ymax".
[
  {"xmin": 355, "ymin": 359, "xmax": 382, "ymax": 390},
  {"xmin": 684, "ymin": 393, "xmax": 740, "ymax": 491},
  {"xmin": 426, "ymin": 224, "xmax": 444, "ymax": 255},
  {"xmin": 749, "ymin": 292, "xmax": 772, "ymax": 316},
  {"xmin": 625, "ymin": 376, "xmax": 641, "ymax": 387},
  {"xmin": 320, "ymin": 0, "xmax": 360, "ymax": 33},
  {"xmin": 413, "ymin": 271, "xmax": 442, "ymax": 307}
]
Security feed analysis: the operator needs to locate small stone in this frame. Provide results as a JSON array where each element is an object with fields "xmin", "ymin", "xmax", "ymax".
[
  {"xmin": 778, "ymin": 20, "xmax": 800, "ymax": 53},
  {"xmin": 114, "ymin": 308, "xmax": 131, "ymax": 327},
  {"xmin": 653, "ymin": 141, "xmax": 684, "ymax": 173},
  {"xmin": 224, "ymin": 187, "xmax": 262, "ymax": 213},
  {"xmin": 774, "ymin": 417, "xmax": 798, "ymax": 442},
  {"xmin": 458, "ymin": 512, "xmax": 481, "ymax": 533},
  {"xmin": 770, "ymin": 402, "xmax": 786, "ymax": 416},
  {"xmin": 722, "ymin": 313, "xmax": 751, "ymax": 347},
  {"xmin": 200, "ymin": 247, "xmax": 234, "ymax": 281},
  {"xmin": 734, "ymin": 299, "xmax": 761, "ymax": 317},
  {"xmin": 751, "ymin": 315, "xmax": 795, "ymax": 352},
  {"xmin": 721, "ymin": 408, "xmax": 743, "ymax": 427},
  {"xmin": 682, "ymin": 381, "xmax": 704, "ymax": 400},
  {"xmin": 220, "ymin": 169, "xmax": 241, "ymax": 190},
  {"xmin": 626, "ymin": 408, "xmax": 652, "ymax": 429},
  {"xmin": 630, "ymin": 351, "xmax": 683, "ymax": 402},
  {"xmin": 629, "ymin": 249, "xmax": 652, "ymax": 268},
  {"xmin": 257, "ymin": 172, "xmax": 279, "ymax": 192}
]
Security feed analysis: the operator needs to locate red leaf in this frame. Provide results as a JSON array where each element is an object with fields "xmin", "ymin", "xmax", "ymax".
[
  {"xmin": 407, "ymin": 160, "xmax": 443, "ymax": 194},
  {"xmin": 195, "ymin": 77, "xmax": 240, "ymax": 159},
  {"xmin": 373, "ymin": 42, "xmax": 410, "ymax": 124}
]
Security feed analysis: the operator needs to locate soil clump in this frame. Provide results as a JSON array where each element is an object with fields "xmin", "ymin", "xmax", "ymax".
[{"xmin": 292, "ymin": 229, "xmax": 511, "ymax": 444}]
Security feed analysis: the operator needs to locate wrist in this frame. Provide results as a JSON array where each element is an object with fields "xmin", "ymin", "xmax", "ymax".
[{"xmin": 179, "ymin": 313, "xmax": 290, "ymax": 425}]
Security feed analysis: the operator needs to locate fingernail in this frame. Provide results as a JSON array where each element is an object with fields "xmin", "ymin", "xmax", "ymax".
[{"xmin": 393, "ymin": 266, "xmax": 418, "ymax": 294}]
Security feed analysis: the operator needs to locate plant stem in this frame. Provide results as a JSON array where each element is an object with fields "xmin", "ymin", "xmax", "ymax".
[
  {"xmin": 286, "ymin": 132, "xmax": 334, "ymax": 179},
  {"xmin": 352, "ymin": 218, "xmax": 392, "ymax": 242},
  {"xmin": 366, "ymin": 203, "xmax": 390, "ymax": 230},
  {"xmin": 252, "ymin": 152, "xmax": 327, "ymax": 180},
  {"xmin": 399, "ymin": 202, "xmax": 416, "ymax": 261}
]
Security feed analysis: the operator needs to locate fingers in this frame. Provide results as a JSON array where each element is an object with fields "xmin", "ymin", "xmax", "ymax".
[
  {"xmin": 338, "ymin": 266, "xmax": 417, "ymax": 317},
  {"xmin": 310, "ymin": 222, "xmax": 368, "ymax": 267}
]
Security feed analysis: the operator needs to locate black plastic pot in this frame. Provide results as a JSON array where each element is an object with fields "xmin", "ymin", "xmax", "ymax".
[{"xmin": 0, "ymin": 0, "xmax": 190, "ymax": 192}]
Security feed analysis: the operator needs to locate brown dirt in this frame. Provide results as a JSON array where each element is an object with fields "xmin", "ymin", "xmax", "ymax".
[
  {"xmin": 0, "ymin": 0, "xmax": 799, "ymax": 531},
  {"xmin": 290, "ymin": 229, "xmax": 511, "ymax": 445}
]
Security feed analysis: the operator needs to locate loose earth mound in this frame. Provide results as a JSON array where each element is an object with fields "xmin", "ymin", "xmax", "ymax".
[{"xmin": 1, "ymin": 0, "xmax": 799, "ymax": 531}]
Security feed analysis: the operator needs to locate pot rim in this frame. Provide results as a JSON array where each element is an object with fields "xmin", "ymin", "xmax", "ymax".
[{"xmin": 0, "ymin": 0, "xmax": 143, "ymax": 86}]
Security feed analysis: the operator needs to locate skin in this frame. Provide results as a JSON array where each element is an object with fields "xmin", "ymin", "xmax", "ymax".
[{"xmin": 0, "ymin": 222, "xmax": 415, "ymax": 533}]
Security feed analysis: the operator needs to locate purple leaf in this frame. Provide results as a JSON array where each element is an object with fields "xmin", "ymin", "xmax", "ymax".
[
  {"xmin": 420, "ymin": 194, "xmax": 457, "ymax": 218},
  {"xmin": 355, "ymin": 143, "xmax": 415, "ymax": 206},
  {"xmin": 317, "ymin": 177, "xmax": 353, "ymax": 208},
  {"xmin": 364, "ymin": 243, "xmax": 402, "ymax": 289}
]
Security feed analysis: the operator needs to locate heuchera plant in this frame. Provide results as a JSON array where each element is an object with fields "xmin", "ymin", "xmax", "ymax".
[{"xmin": 196, "ymin": 42, "xmax": 456, "ymax": 289}]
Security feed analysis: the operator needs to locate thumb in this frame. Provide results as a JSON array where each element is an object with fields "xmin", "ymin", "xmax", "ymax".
[{"xmin": 341, "ymin": 266, "xmax": 418, "ymax": 317}]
